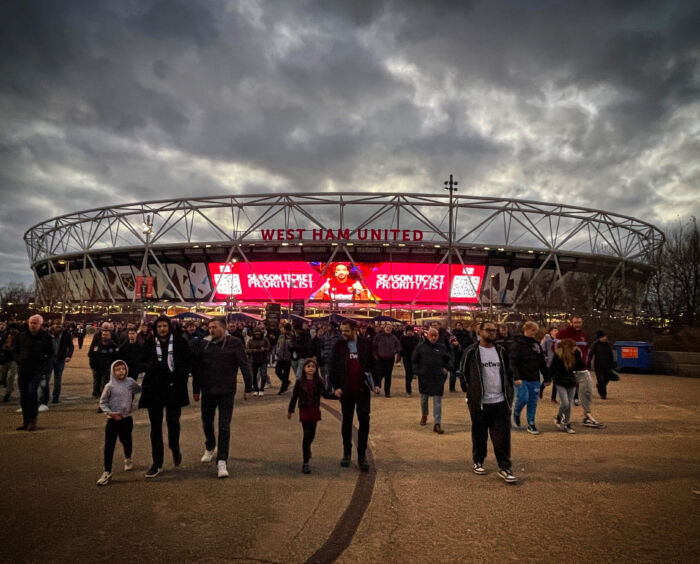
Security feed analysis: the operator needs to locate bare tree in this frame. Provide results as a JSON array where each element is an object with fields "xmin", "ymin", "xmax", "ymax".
[
  {"xmin": 647, "ymin": 218, "xmax": 700, "ymax": 326},
  {"xmin": 0, "ymin": 281, "xmax": 35, "ymax": 307}
]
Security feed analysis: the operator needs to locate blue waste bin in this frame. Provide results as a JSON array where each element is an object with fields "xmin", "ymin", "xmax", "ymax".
[{"xmin": 614, "ymin": 341, "xmax": 652, "ymax": 372}]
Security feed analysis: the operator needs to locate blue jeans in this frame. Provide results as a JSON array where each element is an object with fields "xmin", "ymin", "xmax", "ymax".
[
  {"xmin": 40, "ymin": 359, "xmax": 65, "ymax": 404},
  {"xmin": 290, "ymin": 358, "xmax": 305, "ymax": 381},
  {"xmin": 420, "ymin": 394, "xmax": 442, "ymax": 425},
  {"xmin": 514, "ymin": 380, "xmax": 541, "ymax": 426}
]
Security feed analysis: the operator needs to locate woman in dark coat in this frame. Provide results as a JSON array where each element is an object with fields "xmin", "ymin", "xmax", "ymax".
[{"xmin": 139, "ymin": 316, "xmax": 191, "ymax": 478}]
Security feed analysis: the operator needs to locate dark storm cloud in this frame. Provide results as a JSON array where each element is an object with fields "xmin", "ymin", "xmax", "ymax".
[{"xmin": 1, "ymin": 0, "xmax": 698, "ymax": 285}]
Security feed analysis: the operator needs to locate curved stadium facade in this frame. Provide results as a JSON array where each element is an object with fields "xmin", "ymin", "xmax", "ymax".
[{"xmin": 24, "ymin": 193, "xmax": 664, "ymax": 312}]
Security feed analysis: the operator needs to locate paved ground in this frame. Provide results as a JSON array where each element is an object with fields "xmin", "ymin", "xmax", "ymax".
[{"xmin": 1, "ymin": 344, "xmax": 699, "ymax": 563}]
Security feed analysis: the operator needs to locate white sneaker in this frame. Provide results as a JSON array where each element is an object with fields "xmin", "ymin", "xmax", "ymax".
[
  {"xmin": 124, "ymin": 458, "xmax": 133, "ymax": 471},
  {"xmin": 38, "ymin": 404, "xmax": 49, "ymax": 412},
  {"xmin": 217, "ymin": 460, "xmax": 229, "ymax": 478},
  {"xmin": 258, "ymin": 390, "xmax": 264, "ymax": 397},
  {"xmin": 96, "ymin": 471, "xmax": 112, "ymax": 486},
  {"xmin": 201, "ymin": 449, "xmax": 216, "ymax": 463},
  {"xmin": 16, "ymin": 407, "xmax": 22, "ymax": 413}
]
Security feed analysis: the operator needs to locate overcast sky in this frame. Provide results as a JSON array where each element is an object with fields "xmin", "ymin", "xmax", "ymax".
[{"xmin": 1, "ymin": 0, "xmax": 698, "ymax": 286}]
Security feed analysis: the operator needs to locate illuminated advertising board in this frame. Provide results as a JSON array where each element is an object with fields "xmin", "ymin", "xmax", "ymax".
[{"xmin": 208, "ymin": 261, "xmax": 485, "ymax": 303}]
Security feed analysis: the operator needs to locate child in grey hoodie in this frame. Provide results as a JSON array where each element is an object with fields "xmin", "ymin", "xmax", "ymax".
[{"xmin": 97, "ymin": 360, "xmax": 141, "ymax": 486}]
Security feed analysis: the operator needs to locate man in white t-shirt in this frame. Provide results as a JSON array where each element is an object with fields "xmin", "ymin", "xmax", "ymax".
[{"xmin": 458, "ymin": 321, "xmax": 517, "ymax": 483}]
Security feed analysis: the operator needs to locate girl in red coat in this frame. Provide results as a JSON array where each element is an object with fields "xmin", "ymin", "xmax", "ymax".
[{"xmin": 288, "ymin": 358, "xmax": 324, "ymax": 474}]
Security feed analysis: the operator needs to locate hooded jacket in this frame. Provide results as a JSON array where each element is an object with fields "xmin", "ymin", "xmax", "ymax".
[
  {"xmin": 99, "ymin": 361, "xmax": 141, "ymax": 417},
  {"xmin": 246, "ymin": 331, "xmax": 270, "ymax": 365},
  {"xmin": 276, "ymin": 331, "xmax": 294, "ymax": 362}
]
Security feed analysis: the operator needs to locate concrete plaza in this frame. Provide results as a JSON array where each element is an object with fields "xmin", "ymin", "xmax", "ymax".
[{"xmin": 1, "ymin": 346, "xmax": 698, "ymax": 563}]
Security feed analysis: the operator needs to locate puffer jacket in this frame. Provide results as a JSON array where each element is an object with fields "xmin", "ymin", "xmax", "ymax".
[
  {"xmin": 246, "ymin": 333, "xmax": 270, "ymax": 366},
  {"xmin": 509, "ymin": 334, "xmax": 549, "ymax": 383},
  {"xmin": 411, "ymin": 339, "xmax": 452, "ymax": 396}
]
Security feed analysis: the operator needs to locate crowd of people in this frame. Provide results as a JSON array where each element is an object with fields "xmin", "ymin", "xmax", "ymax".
[{"xmin": 0, "ymin": 313, "xmax": 618, "ymax": 486}]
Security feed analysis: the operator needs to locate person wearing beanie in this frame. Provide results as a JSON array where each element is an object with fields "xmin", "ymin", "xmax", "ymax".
[
  {"xmin": 589, "ymin": 330, "xmax": 616, "ymax": 400},
  {"xmin": 246, "ymin": 326, "xmax": 270, "ymax": 396}
]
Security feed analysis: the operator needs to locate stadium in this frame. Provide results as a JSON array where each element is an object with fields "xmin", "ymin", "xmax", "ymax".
[{"xmin": 24, "ymin": 192, "xmax": 664, "ymax": 319}]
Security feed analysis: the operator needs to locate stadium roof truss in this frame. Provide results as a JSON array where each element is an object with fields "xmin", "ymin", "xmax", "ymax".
[{"xmin": 25, "ymin": 193, "xmax": 665, "ymax": 307}]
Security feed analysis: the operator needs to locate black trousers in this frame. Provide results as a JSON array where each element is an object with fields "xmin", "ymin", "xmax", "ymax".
[
  {"xmin": 468, "ymin": 401, "xmax": 512, "ymax": 470},
  {"xmin": 402, "ymin": 358, "xmax": 414, "ymax": 394},
  {"xmin": 374, "ymin": 358, "xmax": 394, "ymax": 395},
  {"xmin": 201, "ymin": 393, "xmax": 234, "ymax": 462},
  {"xmin": 18, "ymin": 372, "xmax": 41, "ymax": 423},
  {"xmin": 93, "ymin": 369, "xmax": 109, "ymax": 398},
  {"xmin": 595, "ymin": 370, "xmax": 609, "ymax": 398},
  {"xmin": 301, "ymin": 420, "xmax": 317, "ymax": 463},
  {"xmin": 275, "ymin": 360, "xmax": 291, "ymax": 390},
  {"xmin": 449, "ymin": 370, "xmax": 466, "ymax": 392},
  {"xmin": 340, "ymin": 392, "xmax": 370, "ymax": 458},
  {"xmin": 147, "ymin": 404, "xmax": 181, "ymax": 467},
  {"xmin": 104, "ymin": 417, "xmax": 133, "ymax": 472}
]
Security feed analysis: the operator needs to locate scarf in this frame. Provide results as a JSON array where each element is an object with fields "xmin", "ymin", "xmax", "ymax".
[{"xmin": 156, "ymin": 335, "xmax": 174, "ymax": 373}]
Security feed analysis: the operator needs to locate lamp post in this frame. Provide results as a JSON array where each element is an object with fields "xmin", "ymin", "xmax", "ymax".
[
  {"xmin": 443, "ymin": 174, "xmax": 458, "ymax": 329},
  {"xmin": 58, "ymin": 259, "xmax": 70, "ymax": 324},
  {"xmin": 138, "ymin": 214, "xmax": 153, "ymax": 321}
]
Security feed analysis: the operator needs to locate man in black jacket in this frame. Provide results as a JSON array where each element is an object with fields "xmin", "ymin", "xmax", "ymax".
[
  {"xmin": 412, "ymin": 328, "xmax": 451, "ymax": 434},
  {"xmin": 13, "ymin": 315, "xmax": 54, "ymax": 431},
  {"xmin": 117, "ymin": 327, "xmax": 144, "ymax": 382},
  {"xmin": 40, "ymin": 320, "xmax": 74, "ymax": 408},
  {"xmin": 139, "ymin": 316, "xmax": 191, "ymax": 478},
  {"xmin": 510, "ymin": 321, "xmax": 550, "ymax": 435},
  {"xmin": 330, "ymin": 320, "xmax": 380, "ymax": 471},
  {"xmin": 88, "ymin": 326, "xmax": 120, "ymax": 402},
  {"xmin": 458, "ymin": 321, "xmax": 517, "ymax": 483},
  {"xmin": 191, "ymin": 318, "xmax": 252, "ymax": 479}
]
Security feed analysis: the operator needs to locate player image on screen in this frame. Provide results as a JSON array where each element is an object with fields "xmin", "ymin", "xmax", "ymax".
[{"xmin": 313, "ymin": 263, "xmax": 373, "ymax": 301}]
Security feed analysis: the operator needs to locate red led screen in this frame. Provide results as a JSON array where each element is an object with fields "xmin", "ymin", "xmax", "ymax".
[{"xmin": 208, "ymin": 261, "xmax": 485, "ymax": 303}]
